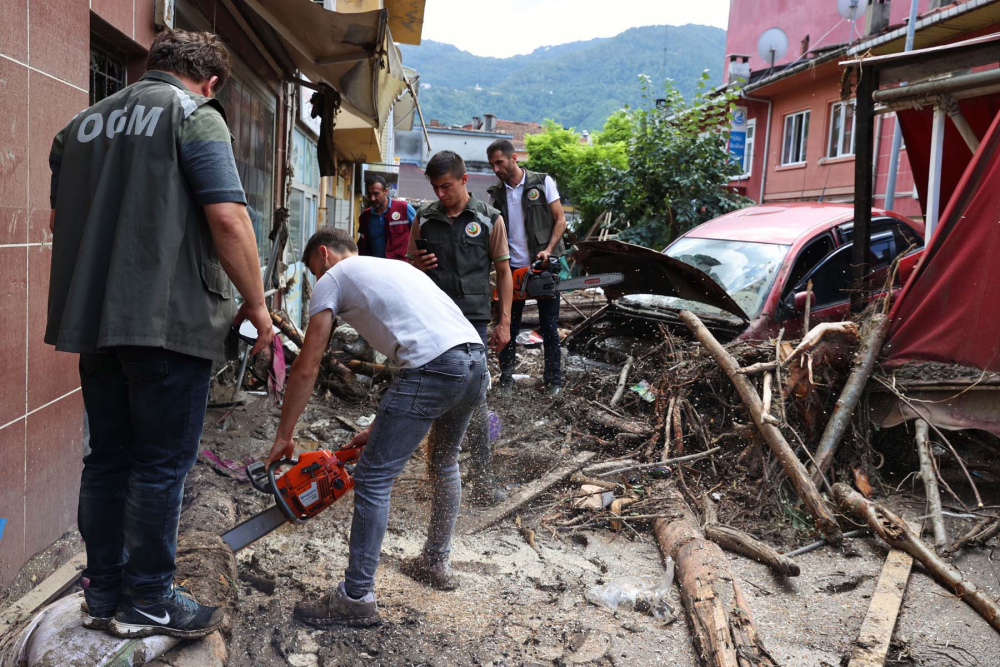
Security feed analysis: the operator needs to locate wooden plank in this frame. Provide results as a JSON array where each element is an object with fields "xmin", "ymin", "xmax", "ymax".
[
  {"xmin": 0, "ymin": 551, "xmax": 87, "ymax": 631},
  {"xmin": 462, "ymin": 451, "xmax": 595, "ymax": 534},
  {"xmin": 847, "ymin": 523, "xmax": 918, "ymax": 667}
]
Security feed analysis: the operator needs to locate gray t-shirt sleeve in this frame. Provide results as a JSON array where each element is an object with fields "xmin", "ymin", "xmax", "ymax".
[
  {"xmin": 309, "ymin": 271, "xmax": 341, "ymax": 319},
  {"xmin": 177, "ymin": 106, "xmax": 247, "ymax": 206}
]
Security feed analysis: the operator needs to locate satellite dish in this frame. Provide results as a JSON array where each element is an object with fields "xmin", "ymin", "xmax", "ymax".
[
  {"xmin": 757, "ymin": 28, "xmax": 789, "ymax": 69},
  {"xmin": 837, "ymin": 0, "xmax": 862, "ymax": 20}
]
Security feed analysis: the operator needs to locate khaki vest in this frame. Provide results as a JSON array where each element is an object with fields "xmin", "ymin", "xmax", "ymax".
[
  {"xmin": 46, "ymin": 71, "xmax": 237, "ymax": 361},
  {"xmin": 417, "ymin": 194, "xmax": 499, "ymax": 323},
  {"xmin": 488, "ymin": 168, "xmax": 566, "ymax": 265}
]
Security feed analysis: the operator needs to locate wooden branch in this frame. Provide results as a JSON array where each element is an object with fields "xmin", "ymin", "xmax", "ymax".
[
  {"xmin": 782, "ymin": 321, "xmax": 860, "ymax": 368},
  {"xmin": 679, "ymin": 310, "xmax": 842, "ymax": 545},
  {"xmin": 610, "ymin": 355, "xmax": 635, "ymax": 408},
  {"xmin": 944, "ymin": 516, "xmax": 1000, "ymax": 556},
  {"xmin": 270, "ymin": 310, "xmax": 303, "ymax": 347},
  {"xmin": 811, "ymin": 314, "xmax": 889, "ymax": 482},
  {"xmin": 569, "ymin": 473, "xmax": 619, "ymax": 491},
  {"xmin": 915, "ymin": 420, "xmax": 947, "ymax": 551},
  {"xmin": 803, "ymin": 280, "xmax": 812, "ymax": 335},
  {"xmin": 654, "ymin": 491, "xmax": 778, "ymax": 667},
  {"xmin": 761, "ymin": 373, "xmax": 778, "ymax": 425},
  {"xmin": 463, "ymin": 452, "xmax": 596, "ymax": 534},
  {"xmin": 594, "ymin": 447, "xmax": 721, "ymax": 478},
  {"xmin": 704, "ymin": 524, "xmax": 801, "ymax": 577},
  {"xmin": 737, "ymin": 361, "xmax": 779, "ymax": 375},
  {"xmin": 833, "ymin": 483, "xmax": 1000, "ymax": 633},
  {"xmin": 587, "ymin": 408, "xmax": 653, "ymax": 437}
]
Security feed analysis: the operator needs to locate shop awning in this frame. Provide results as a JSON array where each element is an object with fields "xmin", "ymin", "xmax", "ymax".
[{"xmin": 241, "ymin": 0, "xmax": 406, "ymax": 129}]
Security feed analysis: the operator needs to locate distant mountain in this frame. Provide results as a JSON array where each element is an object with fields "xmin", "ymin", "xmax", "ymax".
[{"xmin": 399, "ymin": 24, "xmax": 727, "ymax": 131}]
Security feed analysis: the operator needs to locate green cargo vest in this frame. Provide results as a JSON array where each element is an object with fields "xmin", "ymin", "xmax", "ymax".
[
  {"xmin": 417, "ymin": 194, "xmax": 499, "ymax": 323},
  {"xmin": 45, "ymin": 71, "xmax": 237, "ymax": 361},
  {"xmin": 488, "ymin": 168, "xmax": 566, "ymax": 265}
]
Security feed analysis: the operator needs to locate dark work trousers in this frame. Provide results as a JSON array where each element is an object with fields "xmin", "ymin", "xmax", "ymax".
[
  {"xmin": 499, "ymin": 293, "xmax": 562, "ymax": 387},
  {"xmin": 465, "ymin": 324, "xmax": 491, "ymax": 481},
  {"xmin": 78, "ymin": 346, "xmax": 212, "ymax": 613}
]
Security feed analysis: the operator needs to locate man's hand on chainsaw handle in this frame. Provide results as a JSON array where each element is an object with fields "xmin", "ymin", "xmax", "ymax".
[
  {"xmin": 265, "ymin": 434, "xmax": 296, "ymax": 469},
  {"xmin": 345, "ymin": 425, "xmax": 372, "ymax": 450},
  {"xmin": 534, "ymin": 249, "xmax": 553, "ymax": 269}
]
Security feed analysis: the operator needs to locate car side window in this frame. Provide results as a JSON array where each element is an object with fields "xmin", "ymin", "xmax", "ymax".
[
  {"xmin": 784, "ymin": 233, "xmax": 835, "ymax": 295},
  {"xmin": 839, "ymin": 219, "xmax": 923, "ymax": 253},
  {"xmin": 795, "ymin": 231, "xmax": 896, "ymax": 308}
]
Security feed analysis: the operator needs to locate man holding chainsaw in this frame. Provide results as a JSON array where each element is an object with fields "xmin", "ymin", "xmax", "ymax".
[
  {"xmin": 486, "ymin": 139, "xmax": 568, "ymax": 396},
  {"xmin": 266, "ymin": 228, "xmax": 488, "ymax": 627},
  {"xmin": 407, "ymin": 151, "xmax": 514, "ymax": 505}
]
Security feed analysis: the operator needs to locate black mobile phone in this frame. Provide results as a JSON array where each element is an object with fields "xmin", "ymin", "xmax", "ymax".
[{"xmin": 415, "ymin": 239, "xmax": 430, "ymax": 252}]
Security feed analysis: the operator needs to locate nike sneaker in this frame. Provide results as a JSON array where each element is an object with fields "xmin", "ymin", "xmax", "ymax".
[{"xmin": 108, "ymin": 587, "xmax": 225, "ymax": 639}]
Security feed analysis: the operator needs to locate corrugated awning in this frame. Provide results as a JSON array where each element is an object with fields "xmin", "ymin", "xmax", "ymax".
[{"xmin": 241, "ymin": 0, "xmax": 406, "ymax": 129}]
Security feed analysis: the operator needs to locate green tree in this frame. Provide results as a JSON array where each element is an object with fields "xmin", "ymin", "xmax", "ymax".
[
  {"xmin": 601, "ymin": 72, "xmax": 752, "ymax": 249},
  {"xmin": 525, "ymin": 120, "xmax": 627, "ymax": 231}
]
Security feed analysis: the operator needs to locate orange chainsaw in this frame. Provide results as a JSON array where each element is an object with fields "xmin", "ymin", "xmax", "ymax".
[
  {"xmin": 501, "ymin": 257, "xmax": 624, "ymax": 301},
  {"xmin": 222, "ymin": 447, "xmax": 363, "ymax": 551}
]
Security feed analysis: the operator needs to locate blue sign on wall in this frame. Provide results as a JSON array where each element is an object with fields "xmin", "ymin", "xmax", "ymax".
[{"xmin": 729, "ymin": 106, "xmax": 749, "ymax": 165}]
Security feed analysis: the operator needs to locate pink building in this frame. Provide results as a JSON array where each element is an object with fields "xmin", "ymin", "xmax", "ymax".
[{"xmin": 725, "ymin": 0, "xmax": 1000, "ymax": 218}]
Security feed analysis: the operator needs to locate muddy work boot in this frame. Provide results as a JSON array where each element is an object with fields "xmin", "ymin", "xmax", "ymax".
[
  {"xmin": 399, "ymin": 556, "xmax": 459, "ymax": 591},
  {"xmin": 494, "ymin": 374, "xmax": 515, "ymax": 398},
  {"xmin": 294, "ymin": 582, "xmax": 381, "ymax": 628},
  {"xmin": 109, "ymin": 587, "xmax": 225, "ymax": 639}
]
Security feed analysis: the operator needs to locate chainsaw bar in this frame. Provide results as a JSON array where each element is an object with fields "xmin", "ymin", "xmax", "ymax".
[
  {"xmin": 557, "ymin": 272, "xmax": 624, "ymax": 292},
  {"xmin": 222, "ymin": 505, "xmax": 288, "ymax": 552}
]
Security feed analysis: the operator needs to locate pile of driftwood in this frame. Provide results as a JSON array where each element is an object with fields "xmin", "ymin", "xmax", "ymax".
[{"xmin": 556, "ymin": 306, "xmax": 1000, "ymax": 666}]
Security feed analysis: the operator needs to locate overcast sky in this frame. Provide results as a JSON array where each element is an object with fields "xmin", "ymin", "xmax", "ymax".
[{"xmin": 420, "ymin": 0, "xmax": 732, "ymax": 58}]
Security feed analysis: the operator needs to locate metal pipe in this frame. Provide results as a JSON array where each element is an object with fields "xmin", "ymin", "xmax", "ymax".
[
  {"xmin": 874, "ymin": 68, "xmax": 1000, "ymax": 103},
  {"xmin": 945, "ymin": 97, "xmax": 982, "ymax": 153},
  {"xmin": 883, "ymin": 0, "xmax": 920, "ymax": 211},
  {"xmin": 740, "ymin": 90, "xmax": 772, "ymax": 203},
  {"xmin": 925, "ymin": 103, "xmax": 947, "ymax": 241}
]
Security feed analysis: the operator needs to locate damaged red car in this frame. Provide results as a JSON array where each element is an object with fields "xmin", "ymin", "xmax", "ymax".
[{"xmin": 571, "ymin": 203, "xmax": 924, "ymax": 347}]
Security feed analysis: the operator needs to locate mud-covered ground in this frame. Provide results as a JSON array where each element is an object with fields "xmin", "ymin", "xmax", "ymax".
[{"xmin": 5, "ymin": 346, "xmax": 1000, "ymax": 666}]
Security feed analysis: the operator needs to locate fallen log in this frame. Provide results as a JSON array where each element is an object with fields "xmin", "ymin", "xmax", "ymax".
[
  {"xmin": 810, "ymin": 314, "xmax": 889, "ymax": 482},
  {"xmin": 587, "ymin": 408, "xmax": 653, "ymax": 438},
  {"xmin": 833, "ymin": 484, "xmax": 1000, "ymax": 633},
  {"xmin": 704, "ymin": 524, "xmax": 800, "ymax": 577},
  {"xmin": 654, "ymin": 491, "xmax": 778, "ymax": 667},
  {"xmin": 914, "ymin": 420, "xmax": 947, "ymax": 551},
  {"xmin": 679, "ymin": 310, "xmax": 842, "ymax": 545}
]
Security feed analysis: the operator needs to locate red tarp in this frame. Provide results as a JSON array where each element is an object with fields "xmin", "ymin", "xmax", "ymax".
[{"xmin": 883, "ymin": 106, "xmax": 1000, "ymax": 371}]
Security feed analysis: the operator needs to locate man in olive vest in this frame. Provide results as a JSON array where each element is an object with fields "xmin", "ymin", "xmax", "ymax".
[
  {"xmin": 408, "ymin": 151, "xmax": 513, "ymax": 504},
  {"xmin": 46, "ymin": 30, "xmax": 271, "ymax": 639},
  {"xmin": 487, "ymin": 139, "xmax": 568, "ymax": 395}
]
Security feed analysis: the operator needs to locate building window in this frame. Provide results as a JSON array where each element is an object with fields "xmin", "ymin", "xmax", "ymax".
[
  {"xmin": 828, "ymin": 102, "xmax": 855, "ymax": 158},
  {"xmin": 89, "ymin": 45, "xmax": 126, "ymax": 106},
  {"xmin": 741, "ymin": 119, "xmax": 756, "ymax": 178},
  {"xmin": 781, "ymin": 110, "xmax": 810, "ymax": 165}
]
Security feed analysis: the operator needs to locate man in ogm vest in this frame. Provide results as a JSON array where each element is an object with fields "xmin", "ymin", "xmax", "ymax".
[
  {"xmin": 408, "ymin": 151, "xmax": 513, "ymax": 504},
  {"xmin": 486, "ymin": 139, "xmax": 568, "ymax": 395},
  {"xmin": 357, "ymin": 174, "xmax": 415, "ymax": 260}
]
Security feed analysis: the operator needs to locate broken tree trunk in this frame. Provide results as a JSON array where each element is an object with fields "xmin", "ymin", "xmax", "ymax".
[
  {"xmin": 833, "ymin": 483, "xmax": 1000, "ymax": 633},
  {"xmin": 704, "ymin": 524, "xmax": 801, "ymax": 577},
  {"xmin": 654, "ymin": 491, "xmax": 779, "ymax": 667},
  {"xmin": 914, "ymin": 420, "xmax": 947, "ymax": 551},
  {"xmin": 679, "ymin": 310, "xmax": 842, "ymax": 545},
  {"xmin": 811, "ymin": 314, "xmax": 889, "ymax": 482}
]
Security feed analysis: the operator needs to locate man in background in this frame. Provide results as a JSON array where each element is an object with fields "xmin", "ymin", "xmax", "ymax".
[
  {"xmin": 408, "ymin": 151, "xmax": 513, "ymax": 504},
  {"xmin": 487, "ymin": 139, "xmax": 567, "ymax": 396},
  {"xmin": 357, "ymin": 174, "xmax": 415, "ymax": 260}
]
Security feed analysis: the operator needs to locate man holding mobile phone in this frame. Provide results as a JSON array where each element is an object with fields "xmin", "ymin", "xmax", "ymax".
[{"xmin": 407, "ymin": 151, "xmax": 513, "ymax": 505}]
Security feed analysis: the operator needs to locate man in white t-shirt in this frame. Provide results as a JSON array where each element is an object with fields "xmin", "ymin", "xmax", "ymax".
[
  {"xmin": 263, "ymin": 228, "xmax": 488, "ymax": 627},
  {"xmin": 486, "ymin": 139, "xmax": 568, "ymax": 395}
]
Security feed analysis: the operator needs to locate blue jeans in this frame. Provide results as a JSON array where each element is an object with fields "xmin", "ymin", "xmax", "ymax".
[
  {"xmin": 499, "ymin": 293, "xmax": 562, "ymax": 387},
  {"xmin": 78, "ymin": 347, "xmax": 211, "ymax": 612},
  {"xmin": 345, "ymin": 343, "xmax": 488, "ymax": 597}
]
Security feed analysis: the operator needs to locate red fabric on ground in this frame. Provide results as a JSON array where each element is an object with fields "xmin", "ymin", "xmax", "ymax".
[{"xmin": 883, "ymin": 106, "xmax": 1000, "ymax": 371}]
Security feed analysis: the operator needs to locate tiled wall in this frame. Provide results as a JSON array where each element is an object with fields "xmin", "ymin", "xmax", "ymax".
[{"xmin": 0, "ymin": 0, "xmax": 154, "ymax": 586}]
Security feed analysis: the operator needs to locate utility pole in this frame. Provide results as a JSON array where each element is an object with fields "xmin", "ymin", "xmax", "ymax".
[{"xmin": 883, "ymin": 0, "xmax": 920, "ymax": 211}]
